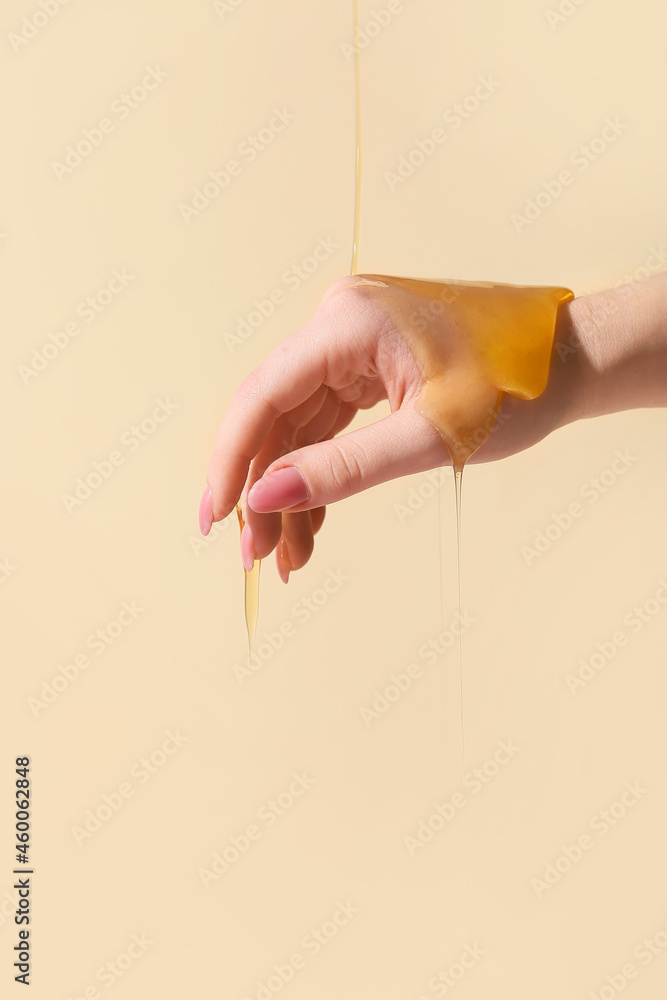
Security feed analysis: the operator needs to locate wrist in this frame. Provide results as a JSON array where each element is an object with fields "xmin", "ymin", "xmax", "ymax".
[{"xmin": 556, "ymin": 272, "xmax": 667, "ymax": 427}]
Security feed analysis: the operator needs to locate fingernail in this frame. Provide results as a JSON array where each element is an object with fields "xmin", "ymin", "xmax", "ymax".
[
  {"xmin": 199, "ymin": 487, "xmax": 213, "ymax": 536},
  {"xmin": 240, "ymin": 523, "xmax": 256, "ymax": 573},
  {"xmin": 248, "ymin": 467, "xmax": 309, "ymax": 513},
  {"xmin": 276, "ymin": 539, "xmax": 291, "ymax": 585}
]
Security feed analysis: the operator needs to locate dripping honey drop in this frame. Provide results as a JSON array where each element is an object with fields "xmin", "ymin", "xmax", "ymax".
[{"xmin": 236, "ymin": 503, "xmax": 261, "ymax": 657}]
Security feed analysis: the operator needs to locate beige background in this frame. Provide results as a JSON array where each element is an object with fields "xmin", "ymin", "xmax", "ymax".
[{"xmin": 2, "ymin": 0, "xmax": 667, "ymax": 996}]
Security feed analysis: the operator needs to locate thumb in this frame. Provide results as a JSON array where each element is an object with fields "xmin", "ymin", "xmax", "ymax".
[{"xmin": 247, "ymin": 406, "xmax": 449, "ymax": 513}]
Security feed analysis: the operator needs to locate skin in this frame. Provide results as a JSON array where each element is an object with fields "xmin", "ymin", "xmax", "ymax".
[{"xmin": 202, "ymin": 271, "xmax": 667, "ymax": 582}]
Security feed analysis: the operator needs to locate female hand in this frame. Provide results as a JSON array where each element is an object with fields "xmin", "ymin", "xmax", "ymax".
[{"xmin": 199, "ymin": 271, "xmax": 667, "ymax": 580}]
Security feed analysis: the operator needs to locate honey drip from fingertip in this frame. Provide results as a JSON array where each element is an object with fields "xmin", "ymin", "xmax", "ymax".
[{"xmin": 236, "ymin": 504, "xmax": 260, "ymax": 657}]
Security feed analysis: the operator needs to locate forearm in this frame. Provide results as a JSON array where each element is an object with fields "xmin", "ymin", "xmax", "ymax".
[{"xmin": 559, "ymin": 271, "xmax": 667, "ymax": 426}]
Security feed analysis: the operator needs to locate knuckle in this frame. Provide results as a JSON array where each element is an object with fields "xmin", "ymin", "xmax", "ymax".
[
  {"xmin": 239, "ymin": 368, "xmax": 263, "ymax": 401},
  {"xmin": 321, "ymin": 278, "xmax": 373, "ymax": 330},
  {"xmin": 238, "ymin": 369, "xmax": 280, "ymax": 421},
  {"xmin": 326, "ymin": 438, "xmax": 367, "ymax": 496}
]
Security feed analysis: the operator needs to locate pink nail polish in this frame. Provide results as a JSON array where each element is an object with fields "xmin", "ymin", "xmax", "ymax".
[
  {"xmin": 240, "ymin": 523, "xmax": 256, "ymax": 573},
  {"xmin": 276, "ymin": 540, "xmax": 291, "ymax": 584},
  {"xmin": 199, "ymin": 487, "xmax": 213, "ymax": 536},
  {"xmin": 248, "ymin": 467, "xmax": 309, "ymax": 513}
]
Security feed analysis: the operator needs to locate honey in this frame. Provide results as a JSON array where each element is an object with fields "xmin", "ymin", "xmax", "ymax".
[
  {"xmin": 235, "ymin": 0, "xmax": 574, "ymax": 674},
  {"xmin": 340, "ymin": 274, "xmax": 573, "ymax": 468},
  {"xmin": 236, "ymin": 503, "xmax": 260, "ymax": 656}
]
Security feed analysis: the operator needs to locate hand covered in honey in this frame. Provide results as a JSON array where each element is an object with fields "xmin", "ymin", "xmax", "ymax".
[
  {"xmin": 200, "ymin": 269, "xmax": 667, "ymax": 580},
  {"xmin": 200, "ymin": 273, "xmax": 583, "ymax": 580}
]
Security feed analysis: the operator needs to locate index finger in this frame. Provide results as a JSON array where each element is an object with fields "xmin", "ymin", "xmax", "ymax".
[{"xmin": 206, "ymin": 303, "xmax": 347, "ymax": 521}]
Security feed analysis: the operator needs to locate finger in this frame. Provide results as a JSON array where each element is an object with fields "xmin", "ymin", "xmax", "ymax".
[
  {"xmin": 294, "ymin": 388, "xmax": 342, "ymax": 449},
  {"xmin": 276, "ymin": 537, "xmax": 292, "ymax": 584},
  {"xmin": 254, "ymin": 390, "xmax": 340, "ymax": 567},
  {"xmin": 242, "ymin": 386, "xmax": 330, "ymax": 560},
  {"xmin": 323, "ymin": 400, "xmax": 358, "ymax": 440},
  {"xmin": 206, "ymin": 296, "xmax": 375, "ymax": 523},
  {"xmin": 245, "ymin": 392, "xmax": 341, "ymax": 566},
  {"xmin": 278, "ymin": 510, "xmax": 315, "ymax": 583},
  {"xmin": 276, "ymin": 505, "xmax": 326, "ymax": 583},
  {"xmin": 238, "ymin": 396, "xmax": 351, "ymax": 566},
  {"xmin": 331, "ymin": 374, "xmax": 384, "ymax": 408},
  {"xmin": 311, "ymin": 506, "xmax": 326, "ymax": 534},
  {"xmin": 248, "ymin": 404, "xmax": 449, "ymax": 514}
]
